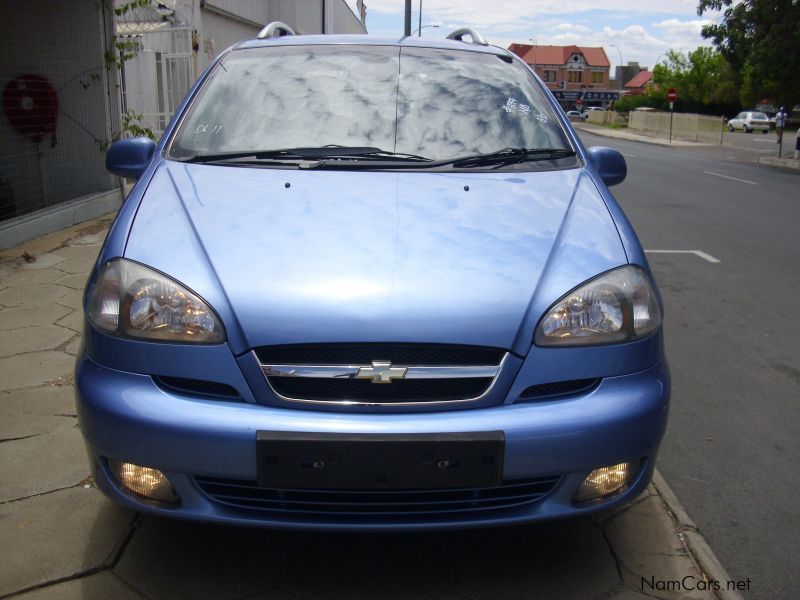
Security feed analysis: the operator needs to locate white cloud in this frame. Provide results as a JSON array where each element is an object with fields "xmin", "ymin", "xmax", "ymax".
[
  {"xmin": 350, "ymin": 1, "xmax": 719, "ymax": 71},
  {"xmin": 555, "ymin": 23, "xmax": 592, "ymax": 33}
]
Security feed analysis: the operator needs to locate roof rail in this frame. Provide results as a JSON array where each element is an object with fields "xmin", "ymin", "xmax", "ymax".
[
  {"xmin": 257, "ymin": 22, "xmax": 296, "ymax": 39},
  {"xmin": 445, "ymin": 28, "xmax": 488, "ymax": 46}
]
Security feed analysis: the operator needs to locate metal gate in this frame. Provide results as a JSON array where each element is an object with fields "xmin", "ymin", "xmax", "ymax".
[{"xmin": 115, "ymin": 4, "xmax": 194, "ymax": 137}]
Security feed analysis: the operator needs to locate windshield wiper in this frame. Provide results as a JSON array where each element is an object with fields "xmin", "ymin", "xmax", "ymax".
[
  {"xmin": 178, "ymin": 146, "xmax": 432, "ymax": 164},
  {"xmin": 445, "ymin": 147, "xmax": 576, "ymax": 168}
]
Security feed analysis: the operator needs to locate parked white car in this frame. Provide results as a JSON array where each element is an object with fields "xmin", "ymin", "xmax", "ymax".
[
  {"xmin": 728, "ymin": 111, "xmax": 770, "ymax": 133},
  {"xmin": 566, "ymin": 110, "xmax": 586, "ymax": 121}
]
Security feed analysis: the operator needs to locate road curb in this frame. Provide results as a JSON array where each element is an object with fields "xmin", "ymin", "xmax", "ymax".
[
  {"xmin": 758, "ymin": 156, "xmax": 800, "ymax": 170},
  {"xmin": 651, "ymin": 470, "xmax": 743, "ymax": 600}
]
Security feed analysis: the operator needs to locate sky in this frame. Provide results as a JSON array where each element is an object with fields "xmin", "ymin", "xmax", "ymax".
[{"xmin": 344, "ymin": 0, "xmax": 722, "ymax": 74}]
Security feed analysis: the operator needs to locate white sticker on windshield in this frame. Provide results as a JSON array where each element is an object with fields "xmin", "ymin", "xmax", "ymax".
[
  {"xmin": 502, "ymin": 98, "xmax": 518, "ymax": 113},
  {"xmin": 503, "ymin": 98, "xmax": 537, "ymax": 119}
]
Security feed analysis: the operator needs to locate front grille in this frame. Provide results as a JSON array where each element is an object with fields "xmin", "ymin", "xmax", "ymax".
[
  {"xmin": 257, "ymin": 343, "xmax": 506, "ymax": 404},
  {"xmin": 255, "ymin": 343, "xmax": 506, "ymax": 366},
  {"xmin": 195, "ymin": 475, "xmax": 560, "ymax": 516},
  {"xmin": 269, "ymin": 377, "xmax": 492, "ymax": 403}
]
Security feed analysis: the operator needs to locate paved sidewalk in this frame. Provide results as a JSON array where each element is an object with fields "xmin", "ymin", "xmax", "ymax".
[{"xmin": 0, "ymin": 217, "xmax": 738, "ymax": 600}]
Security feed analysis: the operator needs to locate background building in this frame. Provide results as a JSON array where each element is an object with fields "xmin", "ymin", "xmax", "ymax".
[
  {"xmin": 623, "ymin": 70, "xmax": 654, "ymax": 95},
  {"xmin": 0, "ymin": 0, "xmax": 365, "ymax": 250},
  {"xmin": 614, "ymin": 62, "xmax": 646, "ymax": 91},
  {"xmin": 508, "ymin": 43, "xmax": 619, "ymax": 110}
]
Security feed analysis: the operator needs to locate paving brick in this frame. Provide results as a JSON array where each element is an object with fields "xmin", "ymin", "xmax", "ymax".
[
  {"xmin": 450, "ymin": 518, "xmax": 620, "ymax": 599},
  {"xmin": 0, "ymin": 304, "xmax": 71, "ymax": 331},
  {"xmin": 0, "ymin": 266, "xmax": 65, "ymax": 287},
  {"xmin": 0, "ymin": 487, "xmax": 134, "ymax": 597},
  {"xmin": 55, "ymin": 255, "xmax": 99, "ymax": 275},
  {"xmin": 52, "ymin": 245, "xmax": 102, "ymax": 261},
  {"xmin": 287, "ymin": 532, "xmax": 449, "ymax": 600},
  {"xmin": 0, "ymin": 283, "xmax": 71, "ymax": 307},
  {"xmin": 114, "ymin": 518, "xmax": 292, "ymax": 600},
  {"xmin": 56, "ymin": 309, "xmax": 84, "ymax": 333},
  {"xmin": 603, "ymin": 494, "xmax": 714, "ymax": 600},
  {"xmin": 57, "ymin": 288, "xmax": 84, "ymax": 310},
  {"xmin": 64, "ymin": 336, "xmax": 82, "ymax": 356},
  {"xmin": 0, "ymin": 325, "xmax": 75, "ymax": 358},
  {"xmin": 0, "ymin": 385, "xmax": 76, "ymax": 439},
  {"xmin": 12, "ymin": 572, "xmax": 142, "ymax": 600},
  {"xmin": 0, "ymin": 419, "xmax": 89, "ymax": 503},
  {"xmin": 19, "ymin": 253, "xmax": 67, "ymax": 270},
  {"xmin": 0, "ymin": 350, "xmax": 75, "ymax": 391},
  {"xmin": 55, "ymin": 272, "xmax": 90, "ymax": 290}
]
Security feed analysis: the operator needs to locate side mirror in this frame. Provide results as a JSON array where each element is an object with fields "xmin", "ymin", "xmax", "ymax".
[
  {"xmin": 105, "ymin": 137, "xmax": 156, "ymax": 179},
  {"xmin": 586, "ymin": 146, "xmax": 627, "ymax": 187}
]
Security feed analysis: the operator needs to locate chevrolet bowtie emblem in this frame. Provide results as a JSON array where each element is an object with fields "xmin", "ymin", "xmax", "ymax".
[{"xmin": 356, "ymin": 361, "xmax": 408, "ymax": 384}]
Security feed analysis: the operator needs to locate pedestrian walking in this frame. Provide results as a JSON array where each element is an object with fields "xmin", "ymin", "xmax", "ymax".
[
  {"xmin": 775, "ymin": 106, "xmax": 786, "ymax": 142},
  {"xmin": 794, "ymin": 127, "xmax": 800, "ymax": 159}
]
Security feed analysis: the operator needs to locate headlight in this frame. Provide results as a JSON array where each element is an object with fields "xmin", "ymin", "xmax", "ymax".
[
  {"xmin": 87, "ymin": 258, "xmax": 225, "ymax": 343},
  {"xmin": 534, "ymin": 265, "xmax": 661, "ymax": 347}
]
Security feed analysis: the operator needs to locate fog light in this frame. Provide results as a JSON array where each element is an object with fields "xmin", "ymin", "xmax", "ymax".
[
  {"xmin": 108, "ymin": 459, "xmax": 179, "ymax": 504},
  {"xmin": 573, "ymin": 460, "xmax": 640, "ymax": 503}
]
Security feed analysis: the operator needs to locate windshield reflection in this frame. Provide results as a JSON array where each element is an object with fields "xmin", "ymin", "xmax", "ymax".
[{"xmin": 169, "ymin": 45, "xmax": 569, "ymax": 164}]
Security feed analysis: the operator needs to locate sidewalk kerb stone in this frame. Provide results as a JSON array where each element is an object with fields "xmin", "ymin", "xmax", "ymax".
[{"xmin": 651, "ymin": 470, "xmax": 743, "ymax": 600}]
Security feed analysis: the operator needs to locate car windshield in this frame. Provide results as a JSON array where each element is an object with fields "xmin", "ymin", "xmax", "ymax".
[{"xmin": 167, "ymin": 45, "xmax": 571, "ymax": 165}]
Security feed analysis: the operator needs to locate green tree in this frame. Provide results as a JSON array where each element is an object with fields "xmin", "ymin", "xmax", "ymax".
[
  {"xmin": 698, "ymin": 0, "xmax": 800, "ymax": 109},
  {"xmin": 652, "ymin": 47, "xmax": 739, "ymax": 114}
]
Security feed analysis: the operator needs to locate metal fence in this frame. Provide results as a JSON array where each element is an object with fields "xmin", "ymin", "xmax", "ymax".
[{"xmin": 116, "ymin": 3, "xmax": 194, "ymax": 136}]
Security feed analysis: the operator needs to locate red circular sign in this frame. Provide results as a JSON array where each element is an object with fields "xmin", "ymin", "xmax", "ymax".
[
  {"xmin": 667, "ymin": 88, "xmax": 678, "ymax": 102},
  {"xmin": 575, "ymin": 98, "xmax": 583, "ymax": 105}
]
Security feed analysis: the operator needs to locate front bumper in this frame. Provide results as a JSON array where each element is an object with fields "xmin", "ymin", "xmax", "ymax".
[{"xmin": 76, "ymin": 353, "xmax": 669, "ymax": 531}]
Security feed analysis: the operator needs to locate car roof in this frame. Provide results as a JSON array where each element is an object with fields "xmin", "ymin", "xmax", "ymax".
[{"xmin": 234, "ymin": 34, "xmax": 512, "ymax": 58}]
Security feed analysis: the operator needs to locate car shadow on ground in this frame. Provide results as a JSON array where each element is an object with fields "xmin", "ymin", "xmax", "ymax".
[{"xmin": 93, "ymin": 507, "xmax": 622, "ymax": 599}]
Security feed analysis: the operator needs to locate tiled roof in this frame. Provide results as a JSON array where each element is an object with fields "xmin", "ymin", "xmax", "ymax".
[
  {"xmin": 507, "ymin": 44, "xmax": 610, "ymax": 68},
  {"xmin": 624, "ymin": 70, "xmax": 653, "ymax": 89}
]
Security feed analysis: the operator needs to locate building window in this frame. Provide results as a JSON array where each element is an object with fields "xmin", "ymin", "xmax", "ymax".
[
  {"xmin": 568, "ymin": 71, "xmax": 582, "ymax": 83},
  {"xmin": 592, "ymin": 72, "xmax": 604, "ymax": 84},
  {"xmin": 543, "ymin": 69, "xmax": 557, "ymax": 82}
]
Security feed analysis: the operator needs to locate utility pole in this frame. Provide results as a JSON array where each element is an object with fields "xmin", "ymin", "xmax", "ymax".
[
  {"xmin": 418, "ymin": 0, "xmax": 422, "ymax": 37},
  {"xmin": 404, "ymin": 0, "xmax": 412, "ymax": 36}
]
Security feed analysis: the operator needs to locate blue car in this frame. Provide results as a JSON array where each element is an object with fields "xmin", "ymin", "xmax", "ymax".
[{"xmin": 76, "ymin": 25, "xmax": 669, "ymax": 530}]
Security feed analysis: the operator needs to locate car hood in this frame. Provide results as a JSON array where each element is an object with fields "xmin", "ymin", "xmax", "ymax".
[{"xmin": 125, "ymin": 161, "xmax": 628, "ymax": 355}]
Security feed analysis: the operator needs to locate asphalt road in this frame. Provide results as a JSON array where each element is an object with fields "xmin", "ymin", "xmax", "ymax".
[
  {"xmin": 577, "ymin": 130, "xmax": 800, "ymax": 599},
  {"xmin": 633, "ymin": 126, "xmax": 795, "ymax": 165}
]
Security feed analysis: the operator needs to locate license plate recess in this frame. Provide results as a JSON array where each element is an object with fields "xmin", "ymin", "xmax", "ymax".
[{"xmin": 256, "ymin": 431, "xmax": 504, "ymax": 490}]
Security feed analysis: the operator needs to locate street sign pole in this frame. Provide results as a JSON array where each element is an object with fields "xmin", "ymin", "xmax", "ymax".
[
  {"xmin": 669, "ymin": 102, "xmax": 674, "ymax": 144},
  {"xmin": 667, "ymin": 89, "xmax": 678, "ymax": 144}
]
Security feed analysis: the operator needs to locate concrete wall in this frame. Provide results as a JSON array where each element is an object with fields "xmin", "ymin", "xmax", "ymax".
[{"xmin": 629, "ymin": 111, "xmax": 725, "ymax": 143}]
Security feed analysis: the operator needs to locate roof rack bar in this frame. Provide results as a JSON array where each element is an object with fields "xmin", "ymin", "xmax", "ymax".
[
  {"xmin": 446, "ymin": 28, "xmax": 488, "ymax": 46},
  {"xmin": 257, "ymin": 22, "xmax": 296, "ymax": 39}
]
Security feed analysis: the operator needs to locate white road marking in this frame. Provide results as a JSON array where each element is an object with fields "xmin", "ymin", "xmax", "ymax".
[
  {"xmin": 645, "ymin": 250, "xmax": 721, "ymax": 263},
  {"xmin": 621, "ymin": 152, "xmax": 637, "ymax": 158},
  {"xmin": 703, "ymin": 170, "xmax": 758, "ymax": 186}
]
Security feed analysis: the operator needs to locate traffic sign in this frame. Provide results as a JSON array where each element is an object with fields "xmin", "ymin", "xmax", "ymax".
[
  {"xmin": 575, "ymin": 98, "xmax": 583, "ymax": 105},
  {"xmin": 667, "ymin": 88, "xmax": 678, "ymax": 102}
]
